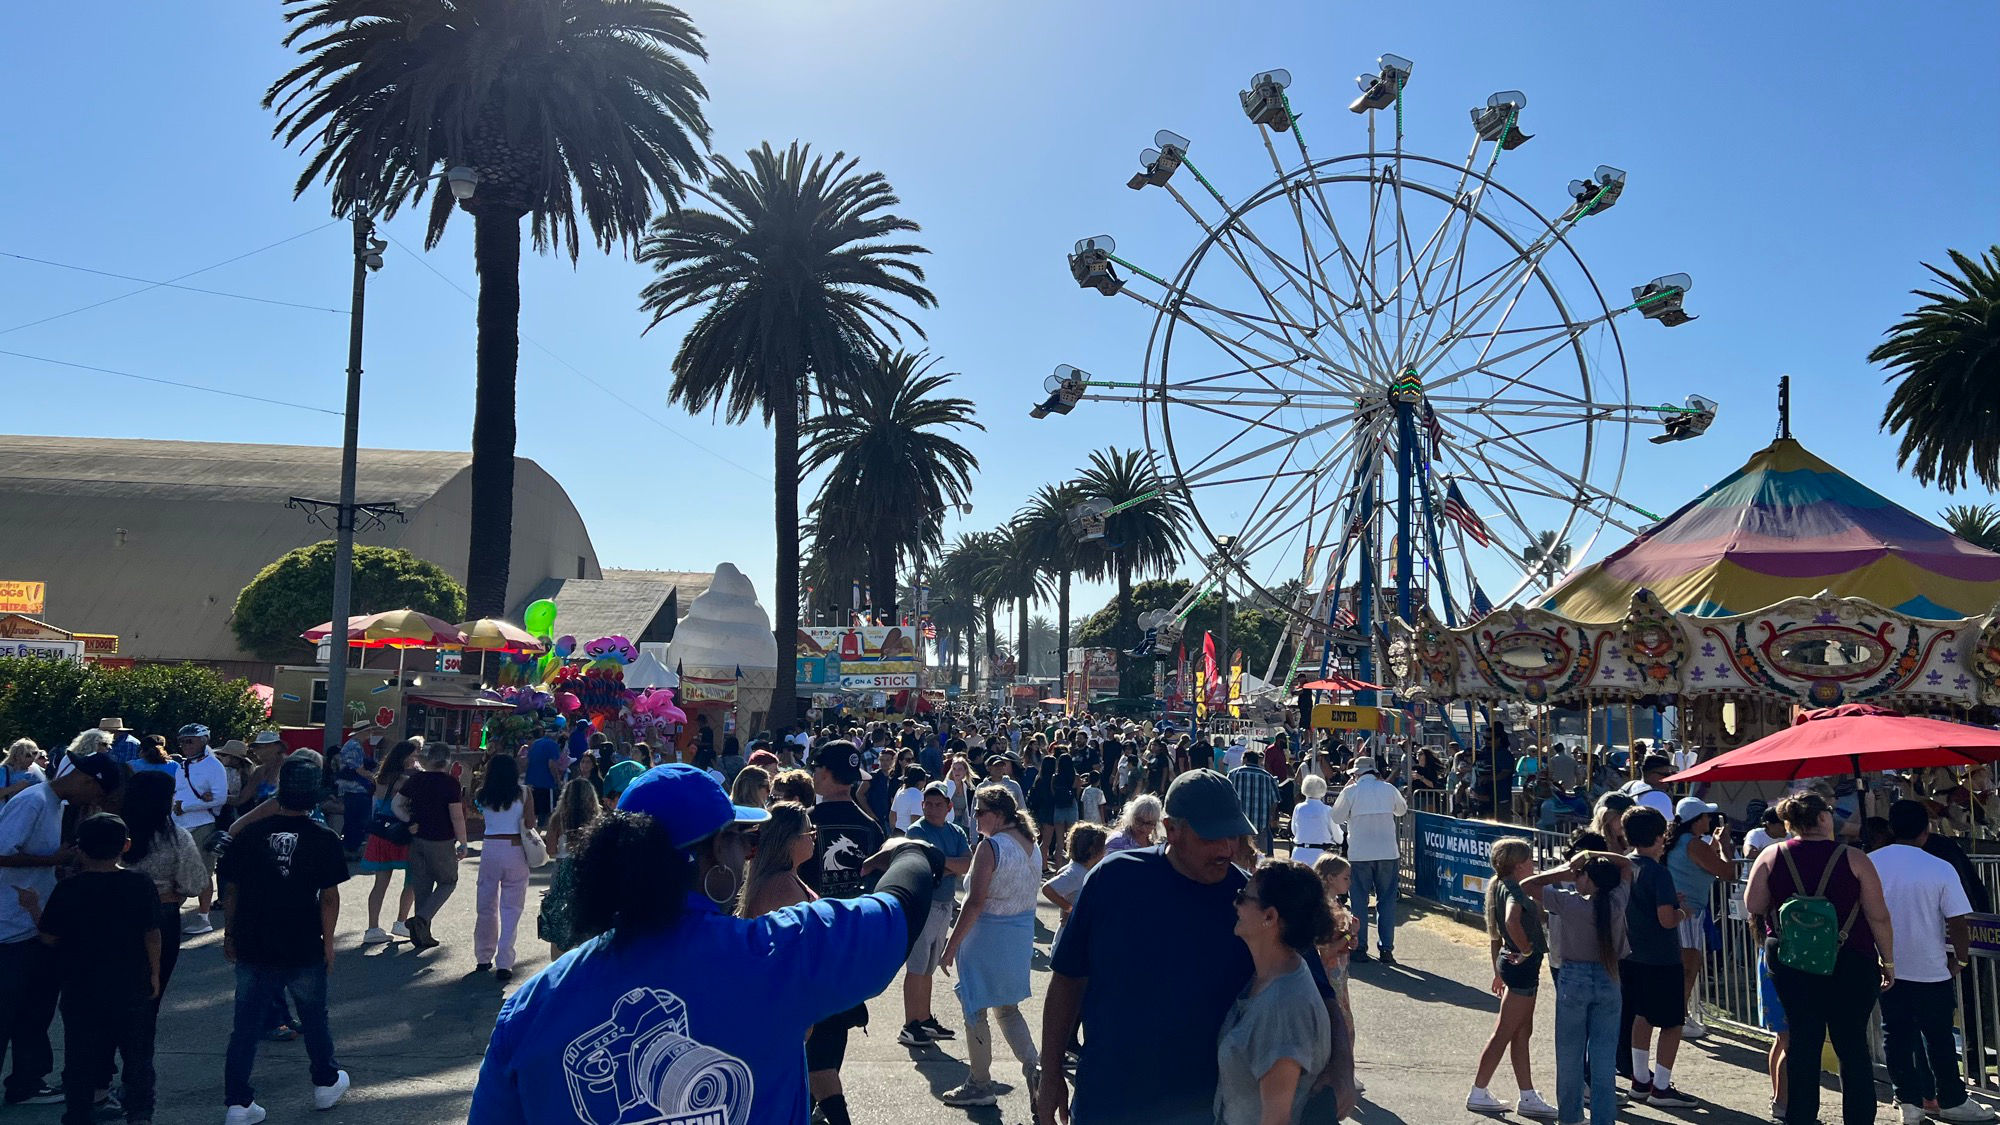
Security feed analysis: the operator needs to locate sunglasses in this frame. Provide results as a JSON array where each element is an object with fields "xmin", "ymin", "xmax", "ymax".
[{"xmin": 1234, "ymin": 888, "xmax": 1262, "ymax": 908}]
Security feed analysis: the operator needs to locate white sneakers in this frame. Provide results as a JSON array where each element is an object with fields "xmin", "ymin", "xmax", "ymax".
[
  {"xmin": 1465, "ymin": 1088, "xmax": 1511, "ymax": 1115},
  {"xmin": 1516, "ymin": 1090, "xmax": 1559, "ymax": 1120},
  {"xmin": 361, "ymin": 927, "xmax": 392, "ymax": 945},
  {"xmin": 1937, "ymin": 1101, "xmax": 2000, "ymax": 1123},
  {"xmin": 314, "ymin": 1070, "xmax": 351, "ymax": 1111},
  {"xmin": 183, "ymin": 914, "xmax": 215, "ymax": 936},
  {"xmin": 219, "ymin": 1071, "xmax": 346, "ymax": 1122},
  {"xmin": 390, "ymin": 921, "xmax": 410, "ymax": 939},
  {"xmin": 1681, "ymin": 1013, "xmax": 1708, "ymax": 1039}
]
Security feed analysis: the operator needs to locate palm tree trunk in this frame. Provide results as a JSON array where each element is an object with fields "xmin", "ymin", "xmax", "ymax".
[
  {"xmin": 772, "ymin": 376, "xmax": 801, "ymax": 727},
  {"xmin": 870, "ymin": 547, "xmax": 897, "ymax": 626},
  {"xmin": 1016, "ymin": 594, "xmax": 1029, "ymax": 685},
  {"xmin": 1116, "ymin": 554, "xmax": 1134, "ymax": 647},
  {"xmin": 982, "ymin": 603, "xmax": 998, "ymax": 692},
  {"xmin": 1057, "ymin": 567, "xmax": 1072, "ymax": 689},
  {"xmin": 466, "ymin": 207, "xmax": 523, "ymax": 618}
]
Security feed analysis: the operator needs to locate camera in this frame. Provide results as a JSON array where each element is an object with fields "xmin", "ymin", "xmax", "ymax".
[{"xmin": 562, "ymin": 987, "xmax": 755, "ymax": 1125}]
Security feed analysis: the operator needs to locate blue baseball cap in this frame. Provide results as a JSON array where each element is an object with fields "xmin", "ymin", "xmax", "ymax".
[{"xmin": 617, "ymin": 763, "xmax": 770, "ymax": 850}]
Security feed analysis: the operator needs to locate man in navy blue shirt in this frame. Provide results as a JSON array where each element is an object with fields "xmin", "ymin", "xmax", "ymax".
[
  {"xmin": 525, "ymin": 726, "xmax": 563, "ymax": 821},
  {"xmin": 1037, "ymin": 769, "xmax": 1256, "ymax": 1125}
]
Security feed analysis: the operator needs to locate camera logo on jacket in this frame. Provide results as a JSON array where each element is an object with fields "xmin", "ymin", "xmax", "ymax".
[{"xmin": 562, "ymin": 987, "xmax": 752, "ymax": 1125}]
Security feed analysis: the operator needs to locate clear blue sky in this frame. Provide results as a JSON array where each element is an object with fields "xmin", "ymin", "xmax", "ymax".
[{"xmin": 4, "ymin": 2, "xmax": 1997, "ymax": 632}]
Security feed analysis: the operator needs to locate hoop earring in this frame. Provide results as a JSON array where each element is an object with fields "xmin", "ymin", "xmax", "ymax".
[{"xmin": 703, "ymin": 863, "xmax": 739, "ymax": 906}]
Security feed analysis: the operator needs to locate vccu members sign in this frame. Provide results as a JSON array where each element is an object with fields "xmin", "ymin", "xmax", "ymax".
[{"xmin": 1412, "ymin": 812, "xmax": 1516, "ymax": 914}]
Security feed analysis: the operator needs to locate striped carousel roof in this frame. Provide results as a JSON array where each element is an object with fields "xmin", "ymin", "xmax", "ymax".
[{"xmin": 1541, "ymin": 438, "xmax": 2000, "ymax": 623}]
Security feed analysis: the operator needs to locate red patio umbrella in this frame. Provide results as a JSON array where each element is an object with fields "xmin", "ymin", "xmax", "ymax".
[
  {"xmin": 1667, "ymin": 703, "xmax": 2000, "ymax": 784},
  {"xmin": 1298, "ymin": 674, "xmax": 1383, "ymax": 692}
]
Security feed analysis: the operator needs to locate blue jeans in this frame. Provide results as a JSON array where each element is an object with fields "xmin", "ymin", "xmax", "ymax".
[
  {"xmin": 1350, "ymin": 858, "xmax": 1399, "ymax": 955},
  {"xmin": 341, "ymin": 790, "xmax": 371, "ymax": 852},
  {"xmin": 1555, "ymin": 960, "xmax": 1620, "ymax": 1125},
  {"xmin": 224, "ymin": 963, "xmax": 340, "ymax": 1108}
]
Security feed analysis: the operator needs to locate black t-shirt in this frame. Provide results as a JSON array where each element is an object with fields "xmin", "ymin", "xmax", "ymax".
[
  {"xmin": 1051, "ymin": 848, "xmax": 1252, "ymax": 1124},
  {"xmin": 39, "ymin": 867, "xmax": 158, "ymax": 1001},
  {"xmin": 400, "ymin": 770, "xmax": 464, "ymax": 842},
  {"xmin": 804, "ymin": 799, "xmax": 885, "ymax": 900},
  {"xmin": 1189, "ymin": 742, "xmax": 1216, "ymax": 771},
  {"xmin": 216, "ymin": 815, "xmax": 350, "ymax": 968}
]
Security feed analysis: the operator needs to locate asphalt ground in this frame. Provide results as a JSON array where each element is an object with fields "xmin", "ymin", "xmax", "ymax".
[{"xmin": 6, "ymin": 847, "xmax": 1984, "ymax": 1124}]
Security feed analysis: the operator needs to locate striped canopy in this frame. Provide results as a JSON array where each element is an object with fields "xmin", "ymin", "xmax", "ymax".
[{"xmin": 1541, "ymin": 437, "xmax": 2000, "ymax": 623}]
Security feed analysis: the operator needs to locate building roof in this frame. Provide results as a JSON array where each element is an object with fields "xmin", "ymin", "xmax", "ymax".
[
  {"xmin": 1541, "ymin": 437, "xmax": 2000, "ymax": 622},
  {"xmin": 0, "ymin": 435, "xmax": 471, "ymax": 505},
  {"xmin": 514, "ymin": 568, "xmax": 712, "ymax": 646},
  {"xmin": 0, "ymin": 435, "xmax": 598, "ymax": 664}
]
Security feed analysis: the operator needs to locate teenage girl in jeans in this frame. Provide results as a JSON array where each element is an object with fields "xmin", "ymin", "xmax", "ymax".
[{"xmin": 1744, "ymin": 791, "xmax": 1895, "ymax": 1125}]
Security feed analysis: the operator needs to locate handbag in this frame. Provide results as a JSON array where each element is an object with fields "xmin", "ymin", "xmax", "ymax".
[
  {"xmin": 367, "ymin": 809, "xmax": 413, "ymax": 846},
  {"xmin": 520, "ymin": 827, "xmax": 551, "ymax": 868}
]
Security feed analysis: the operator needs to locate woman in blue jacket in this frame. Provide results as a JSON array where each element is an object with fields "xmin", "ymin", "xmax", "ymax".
[{"xmin": 470, "ymin": 763, "xmax": 943, "ymax": 1125}]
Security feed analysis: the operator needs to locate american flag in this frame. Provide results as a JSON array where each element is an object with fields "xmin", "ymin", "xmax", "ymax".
[
  {"xmin": 1442, "ymin": 478, "xmax": 1491, "ymax": 547},
  {"xmin": 1422, "ymin": 401, "xmax": 1444, "ymax": 458},
  {"xmin": 1333, "ymin": 595, "xmax": 1357, "ymax": 630},
  {"xmin": 1470, "ymin": 582, "xmax": 1494, "ymax": 617},
  {"xmin": 922, "ymin": 619, "xmax": 937, "ymax": 641}
]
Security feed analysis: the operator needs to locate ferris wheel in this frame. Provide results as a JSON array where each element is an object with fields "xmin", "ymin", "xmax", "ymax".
[{"xmin": 1033, "ymin": 56, "xmax": 1717, "ymax": 690}]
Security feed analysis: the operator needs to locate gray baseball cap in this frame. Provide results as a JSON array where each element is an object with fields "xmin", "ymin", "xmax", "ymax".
[{"xmin": 1163, "ymin": 769, "xmax": 1255, "ymax": 841}]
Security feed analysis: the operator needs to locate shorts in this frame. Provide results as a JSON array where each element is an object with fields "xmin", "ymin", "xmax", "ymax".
[
  {"xmin": 188, "ymin": 822, "xmax": 220, "ymax": 865},
  {"xmin": 1052, "ymin": 805, "xmax": 1078, "ymax": 827},
  {"xmin": 1498, "ymin": 951, "xmax": 1544, "ymax": 996},
  {"xmin": 530, "ymin": 787, "xmax": 553, "ymax": 821},
  {"xmin": 1757, "ymin": 951, "xmax": 1788, "ymax": 1033},
  {"xmin": 1620, "ymin": 959, "xmax": 1687, "ymax": 1028},
  {"xmin": 1675, "ymin": 906, "xmax": 1709, "ymax": 953},
  {"xmin": 905, "ymin": 902, "xmax": 953, "ymax": 976},
  {"xmin": 805, "ymin": 1019, "xmax": 851, "ymax": 1073}
]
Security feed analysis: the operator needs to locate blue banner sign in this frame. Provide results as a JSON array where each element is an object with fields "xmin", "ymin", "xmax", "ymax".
[
  {"xmin": 1966, "ymin": 912, "xmax": 2000, "ymax": 960},
  {"xmin": 1412, "ymin": 812, "xmax": 1521, "ymax": 915}
]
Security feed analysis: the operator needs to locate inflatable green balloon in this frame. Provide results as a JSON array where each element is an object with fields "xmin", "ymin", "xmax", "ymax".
[{"xmin": 523, "ymin": 598, "xmax": 558, "ymax": 637}]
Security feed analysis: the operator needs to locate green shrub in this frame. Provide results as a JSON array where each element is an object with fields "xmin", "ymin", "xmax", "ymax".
[{"xmin": 0, "ymin": 657, "xmax": 268, "ymax": 749}]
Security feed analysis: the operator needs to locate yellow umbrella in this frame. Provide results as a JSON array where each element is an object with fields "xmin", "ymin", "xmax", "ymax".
[{"xmin": 455, "ymin": 618, "xmax": 547, "ymax": 685}]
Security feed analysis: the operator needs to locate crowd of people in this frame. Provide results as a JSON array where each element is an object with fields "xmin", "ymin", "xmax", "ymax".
[{"xmin": 4, "ymin": 707, "xmax": 2000, "ymax": 1124}]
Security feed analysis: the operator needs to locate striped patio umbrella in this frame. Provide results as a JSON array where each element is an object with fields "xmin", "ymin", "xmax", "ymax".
[
  {"xmin": 455, "ymin": 618, "xmax": 546, "ymax": 654},
  {"xmin": 303, "ymin": 610, "xmax": 466, "ymax": 649}
]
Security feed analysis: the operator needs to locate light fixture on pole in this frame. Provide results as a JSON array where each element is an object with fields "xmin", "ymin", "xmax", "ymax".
[{"xmin": 297, "ymin": 166, "xmax": 478, "ymax": 753}]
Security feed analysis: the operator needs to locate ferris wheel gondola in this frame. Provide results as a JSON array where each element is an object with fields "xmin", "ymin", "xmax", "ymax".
[{"xmin": 1032, "ymin": 55, "xmax": 1718, "ymax": 694}]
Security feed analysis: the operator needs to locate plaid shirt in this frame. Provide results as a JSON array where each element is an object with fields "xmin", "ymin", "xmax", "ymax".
[{"xmin": 1228, "ymin": 765, "xmax": 1279, "ymax": 829}]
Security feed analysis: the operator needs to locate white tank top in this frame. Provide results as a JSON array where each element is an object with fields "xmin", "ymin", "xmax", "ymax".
[
  {"xmin": 481, "ymin": 798, "xmax": 525, "ymax": 835},
  {"xmin": 981, "ymin": 830, "xmax": 1043, "ymax": 915}
]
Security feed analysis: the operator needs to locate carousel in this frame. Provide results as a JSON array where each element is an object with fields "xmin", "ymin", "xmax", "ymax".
[{"xmin": 1393, "ymin": 422, "xmax": 2000, "ymax": 814}]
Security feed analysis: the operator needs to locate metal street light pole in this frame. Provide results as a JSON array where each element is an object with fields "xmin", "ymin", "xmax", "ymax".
[
  {"xmin": 321, "ymin": 211, "xmax": 373, "ymax": 753},
  {"xmin": 308, "ymin": 168, "xmax": 479, "ymax": 753}
]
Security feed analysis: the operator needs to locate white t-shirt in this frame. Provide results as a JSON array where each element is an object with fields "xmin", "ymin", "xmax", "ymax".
[
  {"xmin": 0, "ymin": 784, "xmax": 63, "ymax": 943},
  {"xmin": 1623, "ymin": 781, "xmax": 1674, "ymax": 821},
  {"xmin": 1223, "ymin": 743, "xmax": 1246, "ymax": 772},
  {"xmin": 890, "ymin": 785, "xmax": 926, "ymax": 832},
  {"xmin": 1742, "ymin": 827, "xmax": 1782, "ymax": 856},
  {"xmin": 1871, "ymin": 843, "xmax": 1972, "ymax": 982},
  {"xmin": 1079, "ymin": 786, "xmax": 1104, "ymax": 823}
]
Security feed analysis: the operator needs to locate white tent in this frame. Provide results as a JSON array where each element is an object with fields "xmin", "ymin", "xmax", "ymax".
[
  {"xmin": 625, "ymin": 651, "xmax": 679, "ymax": 690},
  {"xmin": 666, "ymin": 562, "xmax": 778, "ymax": 728}
]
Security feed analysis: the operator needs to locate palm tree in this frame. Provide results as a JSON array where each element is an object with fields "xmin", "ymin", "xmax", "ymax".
[
  {"xmin": 802, "ymin": 351, "xmax": 981, "ymax": 623},
  {"xmin": 638, "ymin": 142, "xmax": 935, "ymax": 724},
  {"xmin": 941, "ymin": 531, "xmax": 1009, "ymax": 691},
  {"xmin": 1875, "ymin": 246, "xmax": 2000, "ymax": 491},
  {"xmin": 1522, "ymin": 530, "xmax": 1572, "ymax": 588},
  {"xmin": 991, "ymin": 524, "xmax": 1054, "ymax": 683},
  {"xmin": 1076, "ymin": 448, "xmax": 1192, "ymax": 649},
  {"xmin": 1023, "ymin": 615, "xmax": 1058, "ymax": 678},
  {"xmin": 1016, "ymin": 482, "xmax": 1106, "ymax": 677},
  {"xmin": 1941, "ymin": 504, "xmax": 2000, "ymax": 553},
  {"xmin": 926, "ymin": 568, "xmax": 979, "ymax": 690},
  {"xmin": 266, "ymin": 0, "xmax": 712, "ymax": 616}
]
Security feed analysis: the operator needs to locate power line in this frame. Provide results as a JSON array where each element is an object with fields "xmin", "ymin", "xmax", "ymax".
[
  {"xmin": 0, "ymin": 348, "xmax": 339, "ymax": 416},
  {"xmin": 1, "ymin": 250, "xmax": 348, "ymax": 317},
  {"xmin": 0, "ymin": 222, "xmax": 341, "ymax": 337},
  {"xmin": 381, "ymin": 232, "xmax": 771, "ymax": 483}
]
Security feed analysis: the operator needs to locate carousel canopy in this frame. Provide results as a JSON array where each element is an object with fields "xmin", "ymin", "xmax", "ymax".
[{"xmin": 1542, "ymin": 437, "xmax": 2000, "ymax": 623}]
